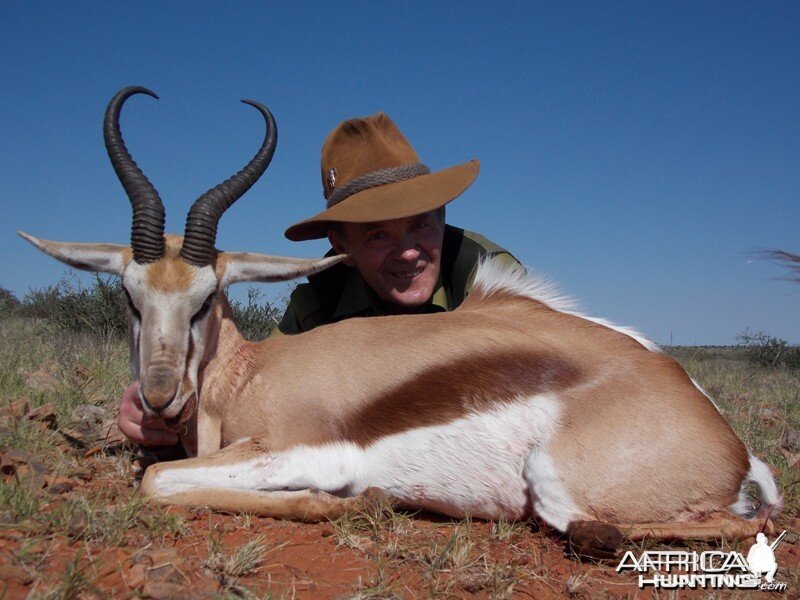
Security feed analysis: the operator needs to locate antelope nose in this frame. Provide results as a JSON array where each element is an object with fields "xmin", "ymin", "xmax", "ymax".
[{"xmin": 141, "ymin": 366, "xmax": 179, "ymax": 412}]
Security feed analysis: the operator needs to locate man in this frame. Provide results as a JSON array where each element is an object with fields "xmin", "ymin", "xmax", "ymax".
[{"xmin": 119, "ymin": 112, "xmax": 519, "ymax": 447}]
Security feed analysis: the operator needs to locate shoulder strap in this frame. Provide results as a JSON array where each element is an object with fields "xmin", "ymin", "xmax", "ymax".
[
  {"xmin": 443, "ymin": 225, "xmax": 512, "ymax": 308},
  {"xmin": 306, "ymin": 251, "xmax": 349, "ymax": 325}
]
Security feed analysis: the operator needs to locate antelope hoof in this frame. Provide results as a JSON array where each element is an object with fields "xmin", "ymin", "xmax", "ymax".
[{"xmin": 566, "ymin": 520, "xmax": 623, "ymax": 560}]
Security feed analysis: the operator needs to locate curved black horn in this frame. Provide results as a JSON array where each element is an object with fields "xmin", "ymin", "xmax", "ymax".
[
  {"xmin": 180, "ymin": 100, "xmax": 277, "ymax": 266},
  {"xmin": 103, "ymin": 86, "xmax": 166, "ymax": 263}
]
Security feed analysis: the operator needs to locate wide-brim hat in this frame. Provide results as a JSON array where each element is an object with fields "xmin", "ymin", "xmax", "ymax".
[{"xmin": 284, "ymin": 112, "xmax": 479, "ymax": 241}]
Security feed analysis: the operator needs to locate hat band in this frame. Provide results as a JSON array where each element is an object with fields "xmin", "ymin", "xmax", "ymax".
[{"xmin": 326, "ymin": 162, "xmax": 430, "ymax": 207}]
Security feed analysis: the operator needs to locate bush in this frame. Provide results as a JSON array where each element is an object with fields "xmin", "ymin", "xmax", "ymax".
[
  {"xmin": 229, "ymin": 288, "xmax": 282, "ymax": 342},
  {"xmin": 736, "ymin": 330, "xmax": 800, "ymax": 369},
  {"xmin": 0, "ymin": 287, "xmax": 21, "ymax": 316},
  {"xmin": 6, "ymin": 272, "xmax": 285, "ymax": 343},
  {"xmin": 22, "ymin": 274, "xmax": 128, "ymax": 338}
]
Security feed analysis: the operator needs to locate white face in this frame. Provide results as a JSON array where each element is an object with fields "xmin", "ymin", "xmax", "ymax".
[
  {"xmin": 122, "ymin": 260, "xmax": 219, "ymax": 426},
  {"xmin": 21, "ymin": 231, "xmax": 348, "ymax": 428}
]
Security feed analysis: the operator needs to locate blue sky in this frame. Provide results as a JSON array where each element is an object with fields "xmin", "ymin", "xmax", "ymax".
[{"xmin": 2, "ymin": 2, "xmax": 798, "ymax": 344}]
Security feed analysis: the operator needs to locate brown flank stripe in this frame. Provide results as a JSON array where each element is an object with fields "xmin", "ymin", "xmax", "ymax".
[{"xmin": 343, "ymin": 350, "xmax": 583, "ymax": 447}]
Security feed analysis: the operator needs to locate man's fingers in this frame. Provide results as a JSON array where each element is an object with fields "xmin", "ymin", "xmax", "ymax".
[
  {"xmin": 123, "ymin": 380, "xmax": 143, "ymax": 409},
  {"xmin": 140, "ymin": 413, "xmax": 179, "ymax": 432},
  {"xmin": 119, "ymin": 417, "xmax": 179, "ymax": 447},
  {"xmin": 119, "ymin": 379, "xmax": 180, "ymax": 445}
]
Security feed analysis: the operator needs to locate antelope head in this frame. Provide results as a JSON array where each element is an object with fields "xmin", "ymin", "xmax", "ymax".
[{"xmin": 20, "ymin": 86, "xmax": 343, "ymax": 426}]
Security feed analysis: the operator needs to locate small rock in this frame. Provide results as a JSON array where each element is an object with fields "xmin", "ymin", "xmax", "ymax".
[
  {"xmin": 779, "ymin": 448, "xmax": 800, "ymax": 469},
  {"xmin": 759, "ymin": 407, "xmax": 781, "ymax": 423},
  {"xmin": 72, "ymin": 405, "xmax": 107, "ymax": 423},
  {"xmin": 25, "ymin": 369, "xmax": 59, "ymax": 392},
  {"xmin": 142, "ymin": 582, "xmax": 192, "ymax": 600},
  {"xmin": 127, "ymin": 562, "xmax": 148, "ymax": 588},
  {"xmin": 781, "ymin": 429, "xmax": 800, "ymax": 452},
  {"xmin": 146, "ymin": 563, "xmax": 184, "ymax": 585},
  {"xmin": 142, "ymin": 547, "xmax": 181, "ymax": 565},
  {"xmin": 0, "ymin": 564, "xmax": 34, "ymax": 584}
]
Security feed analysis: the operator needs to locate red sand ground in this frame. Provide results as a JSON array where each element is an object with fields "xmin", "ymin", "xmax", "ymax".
[{"xmin": 0, "ymin": 463, "xmax": 798, "ymax": 599}]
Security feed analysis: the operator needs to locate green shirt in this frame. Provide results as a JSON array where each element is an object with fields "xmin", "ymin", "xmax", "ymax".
[{"xmin": 274, "ymin": 225, "xmax": 520, "ymax": 336}]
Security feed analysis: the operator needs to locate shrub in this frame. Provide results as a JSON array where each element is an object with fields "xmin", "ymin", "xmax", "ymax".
[
  {"xmin": 736, "ymin": 329, "xmax": 800, "ymax": 369},
  {"xmin": 0, "ymin": 286, "xmax": 21, "ymax": 316},
  {"xmin": 22, "ymin": 274, "xmax": 128, "ymax": 337},
  {"xmin": 9, "ymin": 272, "xmax": 285, "ymax": 343},
  {"xmin": 229, "ymin": 288, "xmax": 282, "ymax": 341}
]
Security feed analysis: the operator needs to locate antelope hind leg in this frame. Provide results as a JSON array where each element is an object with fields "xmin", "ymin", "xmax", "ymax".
[
  {"xmin": 566, "ymin": 512, "xmax": 772, "ymax": 559},
  {"xmin": 616, "ymin": 511, "xmax": 774, "ymax": 542}
]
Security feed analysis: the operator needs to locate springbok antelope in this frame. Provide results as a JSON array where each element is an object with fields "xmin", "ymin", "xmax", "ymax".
[{"xmin": 22, "ymin": 87, "xmax": 780, "ymax": 549}]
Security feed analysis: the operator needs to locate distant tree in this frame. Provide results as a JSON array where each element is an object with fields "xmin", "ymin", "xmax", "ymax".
[{"xmin": 761, "ymin": 249, "xmax": 800, "ymax": 284}]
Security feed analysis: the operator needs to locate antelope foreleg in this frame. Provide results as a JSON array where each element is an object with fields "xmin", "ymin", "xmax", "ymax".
[
  {"xmin": 139, "ymin": 437, "xmax": 367, "ymax": 521},
  {"xmin": 147, "ymin": 485, "xmax": 364, "ymax": 522}
]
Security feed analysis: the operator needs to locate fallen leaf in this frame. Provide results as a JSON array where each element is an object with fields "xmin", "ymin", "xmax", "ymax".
[
  {"xmin": 2, "ymin": 398, "xmax": 30, "ymax": 418},
  {"xmin": 67, "ymin": 512, "xmax": 88, "ymax": 538},
  {"xmin": 44, "ymin": 475, "xmax": 76, "ymax": 494},
  {"xmin": 68, "ymin": 467, "xmax": 95, "ymax": 482},
  {"xmin": 0, "ymin": 449, "xmax": 50, "ymax": 475},
  {"xmin": 24, "ymin": 403, "xmax": 57, "ymax": 427},
  {"xmin": 73, "ymin": 364, "xmax": 92, "ymax": 382}
]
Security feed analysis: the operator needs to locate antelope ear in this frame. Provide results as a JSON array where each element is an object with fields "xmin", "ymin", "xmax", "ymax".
[
  {"xmin": 218, "ymin": 252, "xmax": 347, "ymax": 287},
  {"xmin": 19, "ymin": 231, "xmax": 130, "ymax": 275}
]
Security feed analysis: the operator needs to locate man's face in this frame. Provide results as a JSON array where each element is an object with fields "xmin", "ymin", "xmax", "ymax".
[{"xmin": 329, "ymin": 209, "xmax": 445, "ymax": 311}]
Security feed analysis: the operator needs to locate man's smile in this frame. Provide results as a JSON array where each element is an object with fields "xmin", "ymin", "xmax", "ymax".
[{"xmin": 389, "ymin": 266, "xmax": 425, "ymax": 280}]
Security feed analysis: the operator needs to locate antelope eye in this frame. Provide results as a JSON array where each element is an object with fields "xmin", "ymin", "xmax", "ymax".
[
  {"xmin": 192, "ymin": 293, "xmax": 215, "ymax": 321},
  {"xmin": 122, "ymin": 288, "xmax": 141, "ymax": 320}
]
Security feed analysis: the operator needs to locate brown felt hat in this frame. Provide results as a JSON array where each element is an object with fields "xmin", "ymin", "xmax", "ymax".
[{"xmin": 284, "ymin": 112, "xmax": 479, "ymax": 241}]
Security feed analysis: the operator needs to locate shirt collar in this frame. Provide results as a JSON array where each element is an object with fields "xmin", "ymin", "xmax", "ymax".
[{"xmin": 331, "ymin": 263, "xmax": 449, "ymax": 320}]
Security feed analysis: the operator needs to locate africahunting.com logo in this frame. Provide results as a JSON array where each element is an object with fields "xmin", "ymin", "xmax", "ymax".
[{"xmin": 616, "ymin": 531, "xmax": 788, "ymax": 591}]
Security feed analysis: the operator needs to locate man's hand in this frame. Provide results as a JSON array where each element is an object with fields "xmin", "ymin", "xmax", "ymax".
[{"xmin": 118, "ymin": 380, "xmax": 179, "ymax": 447}]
